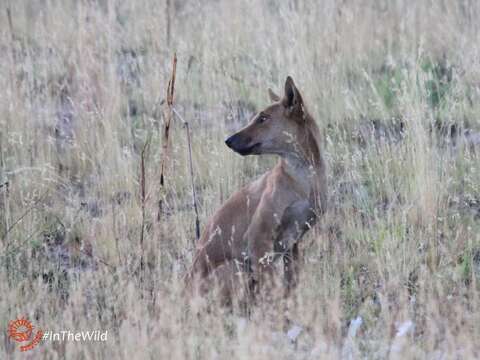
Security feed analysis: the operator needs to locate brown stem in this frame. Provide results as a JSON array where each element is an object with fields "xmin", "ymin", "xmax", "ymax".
[
  {"xmin": 173, "ymin": 107, "xmax": 201, "ymax": 242},
  {"xmin": 158, "ymin": 53, "xmax": 177, "ymax": 220},
  {"xmin": 140, "ymin": 136, "xmax": 150, "ymax": 272}
]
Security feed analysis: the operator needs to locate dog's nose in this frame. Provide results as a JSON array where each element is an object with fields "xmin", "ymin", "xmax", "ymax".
[{"xmin": 225, "ymin": 135, "xmax": 235, "ymax": 148}]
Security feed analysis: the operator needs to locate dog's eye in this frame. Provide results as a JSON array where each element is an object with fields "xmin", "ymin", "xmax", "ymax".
[{"xmin": 258, "ymin": 114, "xmax": 268, "ymax": 123}]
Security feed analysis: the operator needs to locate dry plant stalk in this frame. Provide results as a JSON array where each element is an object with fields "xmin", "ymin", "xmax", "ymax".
[
  {"xmin": 172, "ymin": 108, "xmax": 201, "ymax": 241},
  {"xmin": 0, "ymin": 133, "xmax": 7, "ymax": 249},
  {"xmin": 157, "ymin": 54, "xmax": 200, "ymax": 241},
  {"xmin": 184, "ymin": 122, "xmax": 200, "ymax": 241},
  {"xmin": 139, "ymin": 135, "xmax": 151, "ymax": 272},
  {"xmin": 6, "ymin": 6, "xmax": 15, "ymax": 43},
  {"xmin": 158, "ymin": 53, "xmax": 177, "ymax": 220}
]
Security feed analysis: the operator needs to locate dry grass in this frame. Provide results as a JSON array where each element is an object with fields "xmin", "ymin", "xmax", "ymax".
[{"xmin": 1, "ymin": 0, "xmax": 480, "ymax": 358}]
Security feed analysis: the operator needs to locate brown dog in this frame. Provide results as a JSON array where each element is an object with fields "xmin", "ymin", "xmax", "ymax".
[{"xmin": 187, "ymin": 77, "xmax": 327, "ymax": 303}]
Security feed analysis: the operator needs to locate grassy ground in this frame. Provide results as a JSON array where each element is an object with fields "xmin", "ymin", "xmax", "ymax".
[{"xmin": 1, "ymin": 1, "xmax": 480, "ymax": 358}]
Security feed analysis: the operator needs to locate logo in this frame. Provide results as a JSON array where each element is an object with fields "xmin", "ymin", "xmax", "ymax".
[{"xmin": 7, "ymin": 318, "xmax": 44, "ymax": 352}]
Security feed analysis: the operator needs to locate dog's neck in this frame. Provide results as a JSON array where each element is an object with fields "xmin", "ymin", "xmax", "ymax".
[
  {"xmin": 280, "ymin": 123, "xmax": 325, "ymax": 199},
  {"xmin": 280, "ymin": 156, "xmax": 313, "ymax": 198}
]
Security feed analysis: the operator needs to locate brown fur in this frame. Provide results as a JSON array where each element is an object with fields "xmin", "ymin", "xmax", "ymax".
[{"xmin": 186, "ymin": 77, "xmax": 327, "ymax": 303}]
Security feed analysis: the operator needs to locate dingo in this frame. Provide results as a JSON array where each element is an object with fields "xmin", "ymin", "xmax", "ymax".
[{"xmin": 187, "ymin": 77, "xmax": 327, "ymax": 303}]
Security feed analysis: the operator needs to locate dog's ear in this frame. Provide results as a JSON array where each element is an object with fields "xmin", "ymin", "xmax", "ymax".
[
  {"xmin": 268, "ymin": 88, "xmax": 281, "ymax": 102},
  {"xmin": 283, "ymin": 76, "xmax": 303, "ymax": 113}
]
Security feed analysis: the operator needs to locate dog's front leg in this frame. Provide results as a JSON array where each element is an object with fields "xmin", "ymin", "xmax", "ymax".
[
  {"xmin": 273, "ymin": 199, "xmax": 317, "ymax": 294},
  {"xmin": 283, "ymin": 243, "xmax": 299, "ymax": 296},
  {"xmin": 245, "ymin": 195, "xmax": 279, "ymax": 294}
]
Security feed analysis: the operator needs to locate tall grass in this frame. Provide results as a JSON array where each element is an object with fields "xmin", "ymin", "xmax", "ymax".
[{"xmin": 1, "ymin": 0, "xmax": 480, "ymax": 358}]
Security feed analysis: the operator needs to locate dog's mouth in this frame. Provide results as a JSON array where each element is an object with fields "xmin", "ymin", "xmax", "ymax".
[{"xmin": 234, "ymin": 143, "xmax": 261, "ymax": 156}]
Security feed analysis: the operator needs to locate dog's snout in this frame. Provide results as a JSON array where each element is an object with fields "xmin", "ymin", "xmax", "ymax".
[{"xmin": 225, "ymin": 133, "xmax": 256, "ymax": 155}]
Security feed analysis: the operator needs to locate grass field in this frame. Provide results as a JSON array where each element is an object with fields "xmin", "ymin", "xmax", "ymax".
[{"xmin": 1, "ymin": 1, "xmax": 480, "ymax": 358}]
